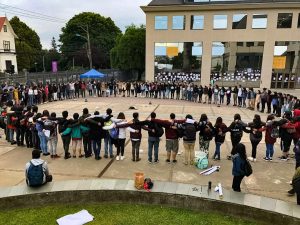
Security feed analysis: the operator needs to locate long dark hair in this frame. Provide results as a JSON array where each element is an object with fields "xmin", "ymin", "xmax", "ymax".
[
  {"xmin": 215, "ymin": 117, "xmax": 223, "ymax": 127},
  {"xmin": 236, "ymin": 143, "xmax": 247, "ymax": 160},
  {"xmin": 200, "ymin": 114, "xmax": 208, "ymax": 122}
]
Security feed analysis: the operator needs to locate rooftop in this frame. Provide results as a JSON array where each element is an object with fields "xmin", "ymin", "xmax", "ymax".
[{"xmin": 148, "ymin": 0, "xmax": 300, "ymax": 6}]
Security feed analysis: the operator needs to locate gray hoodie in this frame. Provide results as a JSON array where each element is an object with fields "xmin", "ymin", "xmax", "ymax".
[{"xmin": 25, "ymin": 159, "xmax": 49, "ymax": 185}]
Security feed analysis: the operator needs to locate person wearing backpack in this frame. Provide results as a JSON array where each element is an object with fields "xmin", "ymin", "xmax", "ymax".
[
  {"xmin": 226, "ymin": 114, "xmax": 248, "ymax": 160},
  {"xmin": 58, "ymin": 111, "xmax": 72, "ymax": 159},
  {"xmin": 262, "ymin": 115, "xmax": 287, "ymax": 161},
  {"xmin": 25, "ymin": 149, "xmax": 52, "ymax": 187},
  {"xmin": 177, "ymin": 114, "xmax": 197, "ymax": 165},
  {"xmin": 146, "ymin": 112, "xmax": 163, "ymax": 164},
  {"xmin": 79, "ymin": 108, "xmax": 92, "ymax": 158},
  {"xmin": 245, "ymin": 115, "xmax": 266, "ymax": 162},
  {"xmin": 279, "ymin": 111, "xmax": 296, "ymax": 161},
  {"xmin": 213, "ymin": 117, "xmax": 227, "ymax": 160},
  {"xmin": 232, "ymin": 143, "xmax": 247, "ymax": 192},
  {"xmin": 150, "ymin": 113, "xmax": 186, "ymax": 163},
  {"xmin": 197, "ymin": 114, "xmax": 214, "ymax": 156},
  {"xmin": 36, "ymin": 110, "xmax": 50, "ymax": 156}
]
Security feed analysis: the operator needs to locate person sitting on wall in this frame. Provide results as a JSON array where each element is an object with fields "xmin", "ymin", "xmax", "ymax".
[{"xmin": 25, "ymin": 149, "xmax": 52, "ymax": 187}]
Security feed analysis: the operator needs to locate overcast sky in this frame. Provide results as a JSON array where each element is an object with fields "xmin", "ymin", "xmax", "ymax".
[{"xmin": 0, "ymin": 0, "xmax": 150, "ymax": 49}]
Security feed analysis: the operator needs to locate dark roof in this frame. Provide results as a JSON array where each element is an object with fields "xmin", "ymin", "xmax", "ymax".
[{"xmin": 148, "ymin": 0, "xmax": 300, "ymax": 6}]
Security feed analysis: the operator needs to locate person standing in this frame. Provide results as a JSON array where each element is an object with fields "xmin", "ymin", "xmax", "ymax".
[
  {"xmin": 198, "ymin": 114, "xmax": 214, "ymax": 156},
  {"xmin": 232, "ymin": 143, "xmax": 247, "ymax": 192},
  {"xmin": 80, "ymin": 108, "xmax": 92, "ymax": 158},
  {"xmin": 147, "ymin": 112, "xmax": 162, "ymax": 163},
  {"xmin": 58, "ymin": 111, "xmax": 72, "ymax": 159},
  {"xmin": 213, "ymin": 117, "xmax": 227, "ymax": 160}
]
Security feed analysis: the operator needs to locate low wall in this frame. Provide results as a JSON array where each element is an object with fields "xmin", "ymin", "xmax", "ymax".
[{"xmin": 0, "ymin": 179, "xmax": 299, "ymax": 225}]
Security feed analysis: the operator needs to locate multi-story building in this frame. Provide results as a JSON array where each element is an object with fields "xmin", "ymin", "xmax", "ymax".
[
  {"xmin": 141, "ymin": 0, "xmax": 300, "ymax": 89},
  {"xmin": 0, "ymin": 17, "xmax": 18, "ymax": 74}
]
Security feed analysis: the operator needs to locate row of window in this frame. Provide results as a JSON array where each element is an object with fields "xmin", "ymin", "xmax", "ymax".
[
  {"xmin": 155, "ymin": 13, "xmax": 300, "ymax": 30},
  {"xmin": 3, "ymin": 41, "xmax": 10, "ymax": 51}
]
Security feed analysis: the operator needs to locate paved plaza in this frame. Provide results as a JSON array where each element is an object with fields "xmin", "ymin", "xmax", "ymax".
[{"xmin": 0, "ymin": 96, "xmax": 297, "ymax": 203}]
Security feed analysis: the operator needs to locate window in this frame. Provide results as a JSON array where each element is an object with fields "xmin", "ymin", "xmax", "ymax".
[
  {"xmin": 252, "ymin": 14, "xmax": 267, "ymax": 29},
  {"xmin": 3, "ymin": 25, "xmax": 7, "ymax": 32},
  {"xmin": 298, "ymin": 13, "xmax": 300, "ymax": 28},
  {"xmin": 237, "ymin": 42, "xmax": 244, "ymax": 47},
  {"xmin": 232, "ymin": 14, "xmax": 247, "ymax": 29},
  {"xmin": 155, "ymin": 16, "xmax": 168, "ymax": 30},
  {"xmin": 3, "ymin": 41, "xmax": 10, "ymax": 51},
  {"xmin": 214, "ymin": 15, "xmax": 227, "ymax": 29},
  {"xmin": 246, "ymin": 42, "xmax": 254, "ymax": 47},
  {"xmin": 277, "ymin": 13, "xmax": 293, "ymax": 28},
  {"xmin": 172, "ymin": 16, "xmax": 185, "ymax": 30},
  {"xmin": 191, "ymin": 15, "xmax": 204, "ymax": 30}
]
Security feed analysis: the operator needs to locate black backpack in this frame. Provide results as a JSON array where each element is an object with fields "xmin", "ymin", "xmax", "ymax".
[
  {"xmin": 153, "ymin": 122, "xmax": 164, "ymax": 137},
  {"xmin": 203, "ymin": 125, "xmax": 214, "ymax": 141},
  {"xmin": 231, "ymin": 122, "xmax": 243, "ymax": 139},
  {"xmin": 243, "ymin": 160, "xmax": 253, "ymax": 177},
  {"xmin": 183, "ymin": 123, "xmax": 196, "ymax": 140},
  {"xmin": 27, "ymin": 162, "xmax": 44, "ymax": 187}
]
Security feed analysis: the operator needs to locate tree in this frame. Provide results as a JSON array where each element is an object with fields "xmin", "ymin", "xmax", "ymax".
[
  {"xmin": 59, "ymin": 12, "xmax": 121, "ymax": 70},
  {"xmin": 110, "ymin": 25, "xmax": 145, "ymax": 80},
  {"xmin": 51, "ymin": 37, "xmax": 58, "ymax": 52},
  {"xmin": 10, "ymin": 16, "xmax": 42, "ymax": 72}
]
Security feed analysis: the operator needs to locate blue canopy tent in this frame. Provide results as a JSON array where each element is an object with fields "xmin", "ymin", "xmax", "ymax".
[{"xmin": 80, "ymin": 69, "xmax": 105, "ymax": 79}]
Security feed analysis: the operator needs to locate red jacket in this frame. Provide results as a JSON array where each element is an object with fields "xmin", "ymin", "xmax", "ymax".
[
  {"xmin": 151, "ymin": 119, "xmax": 185, "ymax": 140},
  {"xmin": 294, "ymin": 109, "xmax": 300, "ymax": 139}
]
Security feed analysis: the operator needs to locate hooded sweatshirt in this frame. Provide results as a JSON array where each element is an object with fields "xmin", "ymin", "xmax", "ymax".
[{"xmin": 25, "ymin": 159, "xmax": 49, "ymax": 185}]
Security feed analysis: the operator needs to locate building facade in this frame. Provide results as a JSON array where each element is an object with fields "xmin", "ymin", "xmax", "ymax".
[
  {"xmin": 141, "ymin": 0, "xmax": 300, "ymax": 89},
  {"xmin": 0, "ymin": 17, "xmax": 18, "ymax": 74}
]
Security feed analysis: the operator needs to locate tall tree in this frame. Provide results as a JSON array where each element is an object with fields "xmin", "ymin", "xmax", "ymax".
[
  {"xmin": 10, "ymin": 16, "xmax": 42, "ymax": 72},
  {"xmin": 59, "ymin": 12, "xmax": 121, "ymax": 70},
  {"xmin": 110, "ymin": 25, "xmax": 145, "ymax": 80},
  {"xmin": 51, "ymin": 37, "xmax": 58, "ymax": 52}
]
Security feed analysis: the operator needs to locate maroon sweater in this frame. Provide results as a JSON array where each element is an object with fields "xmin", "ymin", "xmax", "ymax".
[{"xmin": 151, "ymin": 119, "xmax": 185, "ymax": 140}]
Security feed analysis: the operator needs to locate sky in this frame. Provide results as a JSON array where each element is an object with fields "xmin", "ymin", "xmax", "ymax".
[{"xmin": 0, "ymin": 0, "xmax": 150, "ymax": 49}]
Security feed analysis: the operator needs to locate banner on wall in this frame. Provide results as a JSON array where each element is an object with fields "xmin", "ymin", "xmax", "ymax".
[
  {"xmin": 167, "ymin": 47, "xmax": 178, "ymax": 57},
  {"xmin": 273, "ymin": 56, "xmax": 286, "ymax": 69},
  {"xmin": 52, "ymin": 61, "xmax": 58, "ymax": 73}
]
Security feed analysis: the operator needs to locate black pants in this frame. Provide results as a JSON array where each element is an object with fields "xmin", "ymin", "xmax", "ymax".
[
  {"xmin": 62, "ymin": 135, "xmax": 71, "ymax": 157},
  {"xmin": 16, "ymin": 126, "xmax": 25, "ymax": 145},
  {"xmin": 25, "ymin": 129, "xmax": 33, "ymax": 147},
  {"xmin": 267, "ymin": 102, "xmax": 271, "ymax": 113},
  {"xmin": 297, "ymin": 193, "xmax": 300, "ymax": 205},
  {"xmin": 231, "ymin": 138, "xmax": 241, "ymax": 155},
  {"xmin": 272, "ymin": 105, "xmax": 277, "ymax": 114},
  {"xmin": 261, "ymin": 99, "xmax": 266, "ymax": 112},
  {"xmin": 238, "ymin": 97, "xmax": 242, "ymax": 106},
  {"xmin": 232, "ymin": 175, "xmax": 244, "ymax": 192},
  {"xmin": 116, "ymin": 138, "xmax": 126, "ymax": 156},
  {"xmin": 83, "ymin": 136, "xmax": 92, "ymax": 157},
  {"xmin": 251, "ymin": 140, "xmax": 261, "ymax": 159},
  {"xmin": 132, "ymin": 140, "xmax": 141, "ymax": 160}
]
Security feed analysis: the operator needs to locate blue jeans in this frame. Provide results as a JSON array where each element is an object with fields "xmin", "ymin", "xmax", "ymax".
[
  {"xmin": 9, "ymin": 129, "xmax": 15, "ymax": 142},
  {"xmin": 148, "ymin": 137, "xmax": 160, "ymax": 162},
  {"xmin": 104, "ymin": 134, "xmax": 113, "ymax": 156},
  {"xmin": 28, "ymin": 95, "xmax": 33, "ymax": 106},
  {"xmin": 38, "ymin": 132, "xmax": 48, "ymax": 154},
  {"xmin": 214, "ymin": 142, "xmax": 222, "ymax": 159},
  {"xmin": 266, "ymin": 143, "xmax": 274, "ymax": 159},
  {"xmin": 92, "ymin": 139, "xmax": 101, "ymax": 158}
]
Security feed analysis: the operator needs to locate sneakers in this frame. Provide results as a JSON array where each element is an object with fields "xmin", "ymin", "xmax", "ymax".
[
  {"xmin": 120, "ymin": 156, "xmax": 125, "ymax": 161},
  {"xmin": 154, "ymin": 159, "xmax": 159, "ymax": 164},
  {"xmin": 288, "ymin": 189, "xmax": 295, "ymax": 196},
  {"xmin": 110, "ymin": 154, "xmax": 114, "ymax": 159},
  {"xmin": 253, "ymin": 158, "xmax": 257, "ymax": 162},
  {"xmin": 104, "ymin": 155, "xmax": 108, "ymax": 159},
  {"xmin": 166, "ymin": 159, "xmax": 171, "ymax": 163},
  {"xmin": 116, "ymin": 156, "xmax": 120, "ymax": 161},
  {"xmin": 247, "ymin": 156, "xmax": 254, "ymax": 162},
  {"xmin": 280, "ymin": 156, "xmax": 288, "ymax": 161},
  {"xmin": 148, "ymin": 160, "xmax": 152, "ymax": 164},
  {"xmin": 136, "ymin": 158, "xmax": 141, "ymax": 162},
  {"xmin": 177, "ymin": 151, "xmax": 183, "ymax": 155},
  {"xmin": 263, "ymin": 157, "xmax": 269, "ymax": 161},
  {"xmin": 172, "ymin": 160, "xmax": 177, "ymax": 163}
]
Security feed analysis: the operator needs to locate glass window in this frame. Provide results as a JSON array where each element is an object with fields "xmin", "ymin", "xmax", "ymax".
[
  {"xmin": 252, "ymin": 14, "xmax": 267, "ymax": 29},
  {"xmin": 172, "ymin": 16, "xmax": 185, "ymax": 30},
  {"xmin": 3, "ymin": 41, "xmax": 10, "ymax": 51},
  {"xmin": 191, "ymin": 15, "xmax": 204, "ymax": 30},
  {"xmin": 298, "ymin": 13, "xmax": 300, "ymax": 28},
  {"xmin": 237, "ymin": 42, "xmax": 244, "ymax": 47},
  {"xmin": 3, "ymin": 25, "xmax": 7, "ymax": 32},
  {"xmin": 154, "ymin": 42, "xmax": 202, "ymax": 82},
  {"xmin": 155, "ymin": 16, "xmax": 168, "ymax": 30},
  {"xmin": 277, "ymin": 13, "xmax": 293, "ymax": 28},
  {"xmin": 213, "ymin": 15, "xmax": 227, "ymax": 29},
  {"xmin": 232, "ymin": 14, "xmax": 247, "ymax": 29}
]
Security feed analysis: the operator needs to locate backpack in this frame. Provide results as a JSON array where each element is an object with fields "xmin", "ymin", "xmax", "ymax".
[
  {"xmin": 197, "ymin": 152, "xmax": 209, "ymax": 169},
  {"xmin": 244, "ymin": 160, "xmax": 253, "ymax": 177},
  {"xmin": 183, "ymin": 123, "xmax": 196, "ymax": 140},
  {"xmin": 43, "ymin": 120, "xmax": 56, "ymax": 136},
  {"xmin": 270, "ymin": 127, "xmax": 280, "ymax": 138},
  {"xmin": 203, "ymin": 125, "xmax": 214, "ymax": 141},
  {"xmin": 231, "ymin": 122, "xmax": 243, "ymax": 139},
  {"xmin": 294, "ymin": 140, "xmax": 300, "ymax": 154},
  {"xmin": 153, "ymin": 122, "xmax": 164, "ymax": 138},
  {"xmin": 27, "ymin": 162, "xmax": 44, "ymax": 187},
  {"xmin": 144, "ymin": 178, "xmax": 153, "ymax": 192},
  {"xmin": 109, "ymin": 127, "xmax": 119, "ymax": 139}
]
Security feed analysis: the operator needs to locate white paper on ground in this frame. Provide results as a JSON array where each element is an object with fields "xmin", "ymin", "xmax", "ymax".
[{"xmin": 57, "ymin": 210, "xmax": 94, "ymax": 225}]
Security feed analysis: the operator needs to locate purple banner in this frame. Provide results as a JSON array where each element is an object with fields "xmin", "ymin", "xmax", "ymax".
[{"xmin": 52, "ymin": 61, "xmax": 58, "ymax": 73}]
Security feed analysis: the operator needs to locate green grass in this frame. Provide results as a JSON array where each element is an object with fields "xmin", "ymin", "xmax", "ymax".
[{"xmin": 0, "ymin": 203, "xmax": 261, "ymax": 225}]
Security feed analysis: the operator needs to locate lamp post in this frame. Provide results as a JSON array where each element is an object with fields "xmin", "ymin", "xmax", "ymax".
[{"xmin": 76, "ymin": 25, "xmax": 92, "ymax": 69}]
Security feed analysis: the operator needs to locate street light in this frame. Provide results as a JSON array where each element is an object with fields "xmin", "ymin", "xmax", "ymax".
[{"xmin": 76, "ymin": 25, "xmax": 92, "ymax": 69}]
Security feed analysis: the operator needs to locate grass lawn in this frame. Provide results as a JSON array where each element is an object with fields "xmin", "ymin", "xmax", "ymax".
[{"xmin": 0, "ymin": 203, "xmax": 261, "ymax": 225}]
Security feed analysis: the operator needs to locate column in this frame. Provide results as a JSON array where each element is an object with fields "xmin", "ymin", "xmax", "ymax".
[{"xmin": 201, "ymin": 41, "xmax": 212, "ymax": 86}]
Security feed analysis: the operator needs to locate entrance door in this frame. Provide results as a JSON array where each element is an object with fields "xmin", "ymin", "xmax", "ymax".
[{"xmin": 5, "ymin": 60, "xmax": 12, "ymax": 72}]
